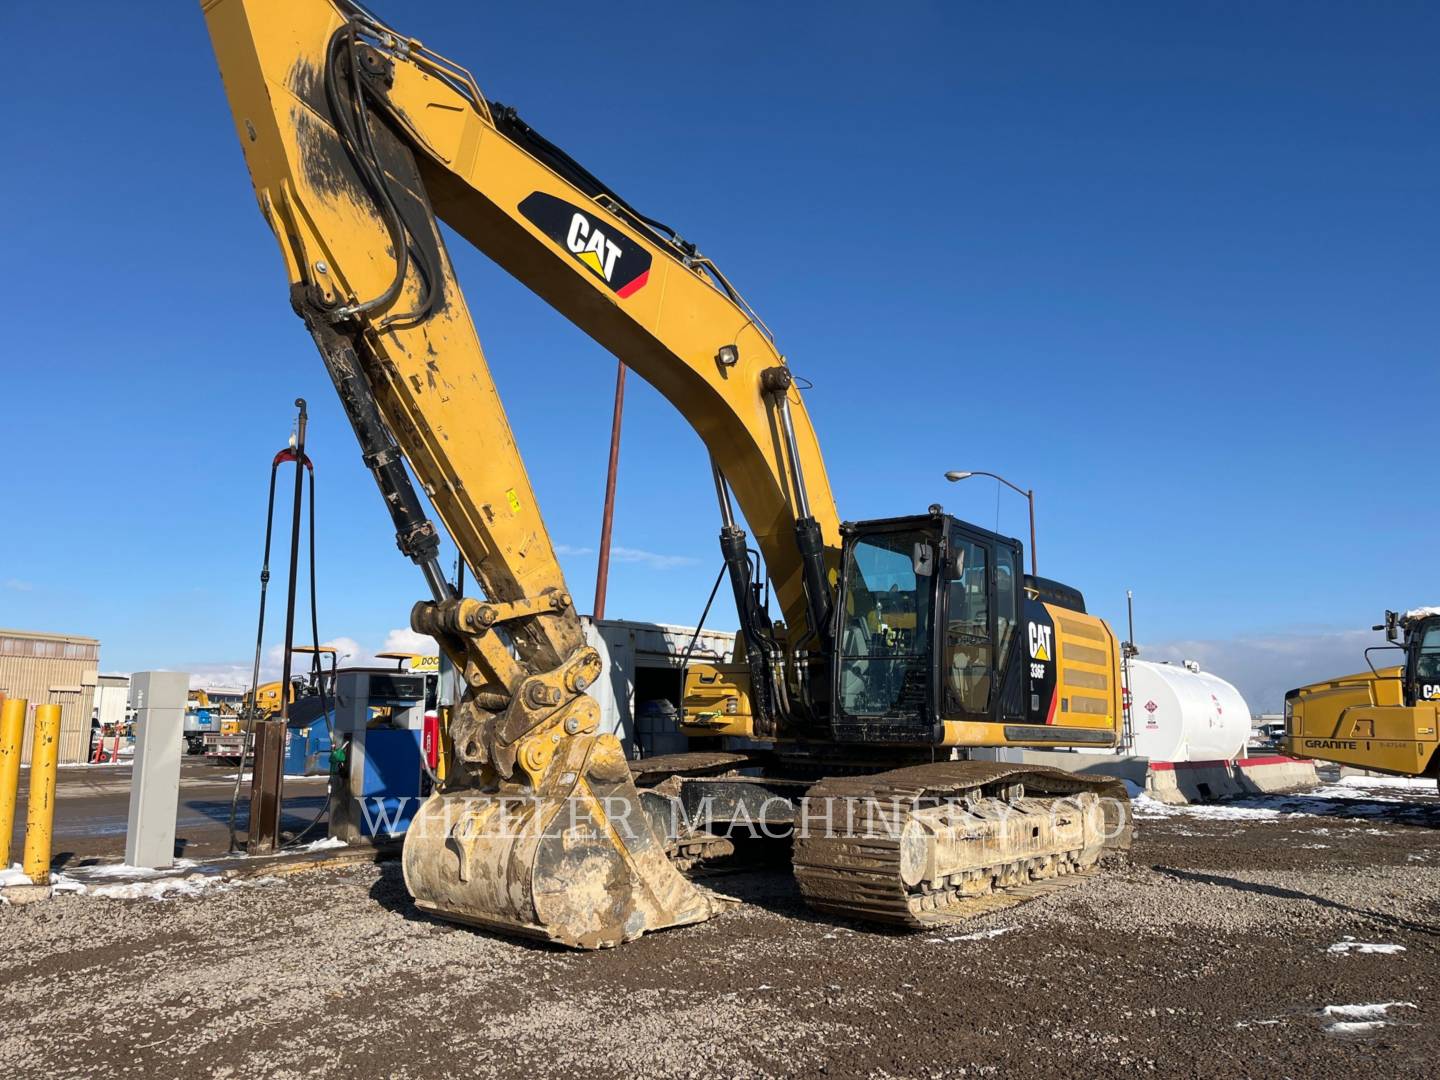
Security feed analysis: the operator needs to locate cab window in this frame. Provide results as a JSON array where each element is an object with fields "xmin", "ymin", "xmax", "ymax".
[
  {"xmin": 1417, "ymin": 623, "xmax": 1440, "ymax": 698},
  {"xmin": 945, "ymin": 539, "xmax": 990, "ymax": 717},
  {"xmin": 995, "ymin": 545, "xmax": 1018, "ymax": 672}
]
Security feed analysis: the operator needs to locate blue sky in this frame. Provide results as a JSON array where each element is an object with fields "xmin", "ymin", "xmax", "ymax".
[{"xmin": 1, "ymin": 2, "xmax": 1435, "ymax": 710}]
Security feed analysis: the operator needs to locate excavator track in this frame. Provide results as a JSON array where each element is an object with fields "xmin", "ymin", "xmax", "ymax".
[{"xmin": 792, "ymin": 761, "xmax": 1132, "ymax": 927}]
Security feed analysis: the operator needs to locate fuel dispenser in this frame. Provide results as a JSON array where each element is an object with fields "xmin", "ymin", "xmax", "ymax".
[{"xmin": 328, "ymin": 669, "xmax": 428, "ymax": 842}]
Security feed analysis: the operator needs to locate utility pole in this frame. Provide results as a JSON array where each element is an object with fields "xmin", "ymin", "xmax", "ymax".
[{"xmin": 593, "ymin": 361, "xmax": 626, "ymax": 620}]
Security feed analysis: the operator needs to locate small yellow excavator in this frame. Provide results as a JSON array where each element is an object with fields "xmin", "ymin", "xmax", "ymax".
[
  {"xmin": 202, "ymin": 0, "xmax": 1132, "ymax": 948},
  {"xmin": 1284, "ymin": 608, "xmax": 1440, "ymax": 782}
]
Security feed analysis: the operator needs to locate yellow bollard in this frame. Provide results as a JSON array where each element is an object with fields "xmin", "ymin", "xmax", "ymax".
[
  {"xmin": 0, "ymin": 698, "xmax": 27, "ymax": 867},
  {"xmin": 22, "ymin": 703, "xmax": 61, "ymax": 885}
]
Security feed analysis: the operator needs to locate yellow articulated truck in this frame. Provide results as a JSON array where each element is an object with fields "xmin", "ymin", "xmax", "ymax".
[{"xmin": 1283, "ymin": 607, "xmax": 1440, "ymax": 784}]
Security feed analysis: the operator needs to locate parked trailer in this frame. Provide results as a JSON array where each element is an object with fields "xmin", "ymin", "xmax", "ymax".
[
  {"xmin": 203, "ymin": 730, "xmax": 251, "ymax": 764},
  {"xmin": 582, "ymin": 617, "xmax": 736, "ymax": 759}
]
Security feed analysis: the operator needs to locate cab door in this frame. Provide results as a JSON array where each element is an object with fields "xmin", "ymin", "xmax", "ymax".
[{"xmin": 941, "ymin": 528, "xmax": 1022, "ymax": 721}]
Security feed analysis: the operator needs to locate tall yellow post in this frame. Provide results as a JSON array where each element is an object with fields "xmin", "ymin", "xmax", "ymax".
[
  {"xmin": 0, "ymin": 698, "xmax": 27, "ymax": 867},
  {"xmin": 22, "ymin": 703, "xmax": 61, "ymax": 885}
]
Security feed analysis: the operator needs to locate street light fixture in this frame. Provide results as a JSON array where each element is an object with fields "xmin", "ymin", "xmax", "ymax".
[{"xmin": 944, "ymin": 470, "xmax": 1037, "ymax": 577}]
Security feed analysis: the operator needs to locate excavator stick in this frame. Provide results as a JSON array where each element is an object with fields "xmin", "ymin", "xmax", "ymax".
[{"xmin": 402, "ymin": 732, "xmax": 722, "ymax": 948}]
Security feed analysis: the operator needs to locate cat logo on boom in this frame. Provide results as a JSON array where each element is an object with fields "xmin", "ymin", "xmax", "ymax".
[
  {"xmin": 566, "ymin": 213, "xmax": 621, "ymax": 281},
  {"xmin": 518, "ymin": 191, "xmax": 653, "ymax": 298}
]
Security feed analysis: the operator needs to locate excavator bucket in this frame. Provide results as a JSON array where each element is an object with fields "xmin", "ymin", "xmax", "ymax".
[{"xmin": 402, "ymin": 733, "xmax": 721, "ymax": 948}]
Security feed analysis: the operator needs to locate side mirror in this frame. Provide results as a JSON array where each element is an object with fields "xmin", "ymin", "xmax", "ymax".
[{"xmin": 912, "ymin": 542, "xmax": 933, "ymax": 577}]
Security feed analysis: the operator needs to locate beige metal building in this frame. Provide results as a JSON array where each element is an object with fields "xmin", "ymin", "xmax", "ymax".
[{"xmin": 0, "ymin": 629, "xmax": 101, "ymax": 765}]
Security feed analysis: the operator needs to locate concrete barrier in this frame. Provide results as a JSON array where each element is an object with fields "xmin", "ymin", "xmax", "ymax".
[
  {"xmin": 967, "ymin": 747, "xmax": 1149, "ymax": 786},
  {"xmin": 964, "ymin": 747, "xmax": 1318, "ymax": 806},
  {"xmin": 1145, "ymin": 755, "xmax": 1318, "ymax": 805},
  {"xmin": 1236, "ymin": 754, "xmax": 1321, "ymax": 795}
]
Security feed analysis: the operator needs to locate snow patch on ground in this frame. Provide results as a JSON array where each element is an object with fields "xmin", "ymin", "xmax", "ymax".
[
  {"xmin": 57, "ymin": 762, "xmax": 128, "ymax": 769},
  {"xmin": 48, "ymin": 872, "xmax": 87, "ymax": 895},
  {"xmin": 1309, "ymin": 786, "xmax": 1427, "ymax": 806},
  {"xmin": 1130, "ymin": 774, "xmax": 1438, "ymax": 824},
  {"xmin": 1321, "ymin": 1001, "xmax": 1417, "ymax": 1034},
  {"xmin": 1328, "ymin": 937, "xmax": 1405, "ymax": 956},
  {"xmin": 5, "ymin": 860, "xmax": 289, "ymax": 902},
  {"xmin": 295, "ymin": 836, "xmax": 347, "ymax": 852},
  {"xmin": 88, "ymin": 875, "xmax": 233, "ymax": 901},
  {"xmin": 68, "ymin": 871, "xmax": 284, "ymax": 902},
  {"xmin": 66, "ymin": 859, "xmax": 199, "ymax": 881},
  {"xmin": 926, "ymin": 927, "xmax": 1015, "ymax": 943},
  {"xmin": 224, "ymin": 836, "xmax": 349, "ymax": 860},
  {"xmin": 1328, "ymin": 1020, "xmax": 1387, "ymax": 1035},
  {"xmin": 1130, "ymin": 794, "xmax": 1283, "ymax": 821},
  {"xmin": 1336, "ymin": 774, "xmax": 1435, "ymax": 791},
  {"xmin": 220, "ymin": 773, "xmax": 317, "ymax": 781},
  {"xmin": 1324, "ymin": 1001, "xmax": 1415, "ymax": 1020}
]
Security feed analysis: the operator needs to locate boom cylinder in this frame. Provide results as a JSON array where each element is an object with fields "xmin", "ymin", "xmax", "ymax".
[
  {"xmin": 761, "ymin": 367, "xmax": 834, "ymax": 648},
  {"xmin": 711, "ymin": 462, "xmax": 777, "ymax": 730},
  {"xmin": 719, "ymin": 523, "xmax": 775, "ymax": 730}
]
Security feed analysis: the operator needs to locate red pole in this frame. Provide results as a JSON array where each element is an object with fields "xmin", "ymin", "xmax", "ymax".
[{"xmin": 593, "ymin": 362, "xmax": 627, "ymax": 620}]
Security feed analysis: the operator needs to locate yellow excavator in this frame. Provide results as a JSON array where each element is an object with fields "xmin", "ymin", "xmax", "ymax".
[
  {"xmin": 203, "ymin": 0, "xmax": 1132, "ymax": 948},
  {"xmin": 1283, "ymin": 608, "xmax": 1440, "ymax": 782}
]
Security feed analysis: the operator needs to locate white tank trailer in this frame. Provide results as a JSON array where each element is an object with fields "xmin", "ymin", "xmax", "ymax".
[{"xmin": 1124, "ymin": 659, "xmax": 1251, "ymax": 762}]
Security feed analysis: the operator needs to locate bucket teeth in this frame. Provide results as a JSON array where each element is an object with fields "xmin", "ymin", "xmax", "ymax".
[{"xmin": 402, "ymin": 734, "xmax": 723, "ymax": 948}]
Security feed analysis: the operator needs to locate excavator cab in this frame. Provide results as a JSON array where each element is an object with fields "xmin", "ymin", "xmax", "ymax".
[
  {"xmin": 834, "ymin": 512, "xmax": 1024, "ymax": 742},
  {"xmin": 833, "ymin": 510, "xmax": 1121, "ymax": 750},
  {"xmin": 1400, "ymin": 612, "xmax": 1440, "ymax": 705}
]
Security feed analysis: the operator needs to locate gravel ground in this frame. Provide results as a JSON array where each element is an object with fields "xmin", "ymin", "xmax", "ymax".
[{"xmin": 2, "ymin": 777, "xmax": 1437, "ymax": 1079}]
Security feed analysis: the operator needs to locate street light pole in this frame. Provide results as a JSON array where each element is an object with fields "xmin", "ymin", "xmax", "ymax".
[
  {"xmin": 944, "ymin": 470, "xmax": 1038, "ymax": 578},
  {"xmin": 1025, "ymin": 488, "xmax": 1036, "ymax": 579}
]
